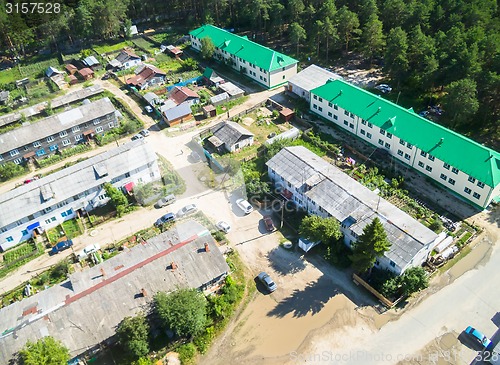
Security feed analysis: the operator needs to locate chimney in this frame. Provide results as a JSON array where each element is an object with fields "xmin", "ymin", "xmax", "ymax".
[
  {"xmin": 100, "ymin": 268, "xmax": 106, "ymax": 278},
  {"xmin": 204, "ymin": 242, "xmax": 210, "ymax": 252},
  {"xmin": 141, "ymin": 288, "xmax": 148, "ymax": 297},
  {"xmin": 171, "ymin": 261, "xmax": 177, "ymax": 270}
]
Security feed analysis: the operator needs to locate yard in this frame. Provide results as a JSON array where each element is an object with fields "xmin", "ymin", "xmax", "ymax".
[
  {"xmin": 46, "ymin": 219, "xmax": 83, "ymax": 244},
  {"xmin": 19, "ymin": 56, "xmax": 62, "ymax": 79},
  {"xmin": 0, "ymin": 66, "xmax": 22, "ymax": 84},
  {"xmin": 92, "ymin": 40, "xmax": 134, "ymax": 55}
]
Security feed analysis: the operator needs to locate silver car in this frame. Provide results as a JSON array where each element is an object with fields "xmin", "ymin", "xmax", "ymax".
[{"xmin": 257, "ymin": 271, "xmax": 277, "ymax": 292}]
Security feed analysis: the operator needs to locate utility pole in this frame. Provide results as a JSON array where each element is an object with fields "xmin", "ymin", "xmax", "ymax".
[{"xmin": 280, "ymin": 201, "xmax": 285, "ymax": 229}]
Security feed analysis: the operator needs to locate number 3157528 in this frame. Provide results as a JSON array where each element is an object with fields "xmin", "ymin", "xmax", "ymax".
[{"xmin": 6, "ymin": 2, "xmax": 61, "ymax": 14}]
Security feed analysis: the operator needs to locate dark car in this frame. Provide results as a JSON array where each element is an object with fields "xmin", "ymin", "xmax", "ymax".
[
  {"xmin": 257, "ymin": 271, "xmax": 277, "ymax": 293},
  {"xmin": 50, "ymin": 239, "xmax": 73, "ymax": 255},
  {"xmin": 154, "ymin": 213, "xmax": 176, "ymax": 227},
  {"xmin": 263, "ymin": 215, "xmax": 275, "ymax": 232}
]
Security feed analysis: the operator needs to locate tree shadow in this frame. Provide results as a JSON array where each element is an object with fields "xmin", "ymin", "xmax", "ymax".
[
  {"xmin": 266, "ymin": 246, "xmax": 306, "ymax": 276},
  {"xmin": 267, "ymin": 275, "xmax": 339, "ymax": 318}
]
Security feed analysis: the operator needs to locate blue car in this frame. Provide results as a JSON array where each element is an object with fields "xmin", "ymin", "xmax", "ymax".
[
  {"xmin": 465, "ymin": 326, "xmax": 492, "ymax": 349},
  {"xmin": 50, "ymin": 239, "xmax": 73, "ymax": 255}
]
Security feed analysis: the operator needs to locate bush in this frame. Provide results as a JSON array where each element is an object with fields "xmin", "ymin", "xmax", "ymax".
[
  {"xmin": 193, "ymin": 326, "xmax": 215, "ymax": 354},
  {"xmin": 177, "ymin": 343, "xmax": 197, "ymax": 365},
  {"xmin": 211, "ymin": 230, "xmax": 225, "ymax": 242}
]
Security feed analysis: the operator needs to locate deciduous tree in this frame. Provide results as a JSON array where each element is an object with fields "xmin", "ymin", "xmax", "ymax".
[
  {"xmin": 299, "ymin": 215, "xmax": 342, "ymax": 243},
  {"xmin": 443, "ymin": 78, "xmax": 479, "ymax": 127},
  {"xmin": 17, "ymin": 336, "xmax": 70, "ymax": 365},
  {"xmin": 201, "ymin": 37, "xmax": 216, "ymax": 60},
  {"xmin": 116, "ymin": 315, "xmax": 150, "ymax": 359}
]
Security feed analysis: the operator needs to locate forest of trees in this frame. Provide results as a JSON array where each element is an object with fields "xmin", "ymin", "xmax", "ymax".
[{"xmin": 0, "ymin": 0, "xmax": 498, "ymax": 146}]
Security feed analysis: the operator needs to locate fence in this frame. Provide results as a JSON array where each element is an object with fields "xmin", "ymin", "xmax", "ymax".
[
  {"xmin": 231, "ymin": 100, "xmax": 267, "ymax": 120},
  {"xmin": 353, "ymin": 273, "xmax": 403, "ymax": 308}
]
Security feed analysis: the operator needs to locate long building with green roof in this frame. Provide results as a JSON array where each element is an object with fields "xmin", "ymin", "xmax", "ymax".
[
  {"xmin": 309, "ymin": 79, "xmax": 500, "ymax": 209},
  {"xmin": 189, "ymin": 24, "xmax": 298, "ymax": 89}
]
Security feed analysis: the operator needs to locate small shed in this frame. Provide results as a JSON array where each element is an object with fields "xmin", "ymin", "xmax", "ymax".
[
  {"xmin": 68, "ymin": 74, "xmax": 79, "ymax": 85},
  {"xmin": 166, "ymin": 45, "xmax": 183, "ymax": 58},
  {"xmin": 0, "ymin": 90, "xmax": 9, "ymax": 105},
  {"xmin": 203, "ymin": 67, "xmax": 224, "ymax": 86},
  {"xmin": 210, "ymin": 92, "xmax": 229, "ymax": 106},
  {"xmin": 203, "ymin": 105, "xmax": 216, "ymax": 118},
  {"xmin": 279, "ymin": 107, "xmax": 295, "ymax": 122},
  {"xmin": 65, "ymin": 64, "xmax": 78, "ymax": 75},
  {"xmin": 78, "ymin": 68, "xmax": 94, "ymax": 80},
  {"xmin": 218, "ymin": 82, "xmax": 244, "ymax": 99}
]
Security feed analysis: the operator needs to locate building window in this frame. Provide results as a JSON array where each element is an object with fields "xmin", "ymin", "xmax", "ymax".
[
  {"xmin": 464, "ymin": 187, "xmax": 471, "ymax": 194},
  {"xmin": 397, "ymin": 150, "xmax": 403, "ymax": 156},
  {"xmin": 390, "ymin": 260, "xmax": 396, "ymax": 267},
  {"xmin": 418, "ymin": 161, "xmax": 424, "ymax": 168},
  {"xmin": 440, "ymin": 173, "xmax": 447, "ymax": 180},
  {"xmin": 93, "ymin": 119, "xmax": 101, "ymax": 125},
  {"xmin": 49, "ymin": 144, "xmax": 58, "ymax": 152},
  {"xmin": 361, "ymin": 119, "xmax": 366, "ymax": 125},
  {"xmin": 378, "ymin": 139, "xmax": 384, "ymax": 146},
  {"xmin": 328, "ymin": 102, "xmax": 333, "ymax": 107},
  {"xmin": 10, "ymin": 149, "xmax": 19, "ymax": 157},
  {"xmin": 477, "ymin": 181, "xmax": 485, "ymax": 188},
  {"xmin": 318, "ymin": 97, "xmax": 323, "ymax": 102},
  {"xmin": 318, "ymin": 106, "xmax": 322, "ymax": 112},
  {"xmin": 44, "ymin": 219, "xmax": 51, "ymax": 224},
  {"xmin": 349, "ymin": 123, "xmax": 354, "ymax": 129},
  {"xmin": 384, "ymin": 142, "xmax": 390, "ymax": 149},
  {"xmin": 13, "ymin": 158, "xmax": 22, "ymax": 164},
  {"xmin": 313, "ymin": 95, "xmax": 317, "ymax": 100},
  {"xmin": 75, "ymin": 135, "xmax": 83, "ymax": 142},
  {"xmin": 420, "ymin": 151, "xmax": 427, "ymax": 157},
  {"xmin": 313, "ymin": 104, "xmax": 317, "ymax": 109},
  {"xmin": 367, "ymin": 122, "xmax": 372, "ymax": 128},
  {"xmin": 59, "ymin": 131, "xmax": 68, "ymax": 138},
  {"xmin": 35, "ymin": 149, "xmax": 46, "ymax": 157},
  {"xmin": 6, "ymin": 236, "xmax": 13, "ymax": 242},
  {"xmin": 46, "ymin": 136, "xmax": 54, "ymax": 143},
  {"xmin": 96, "ymin": 126, "xmax": 104, "ymax": 133},
  {"xmin": 23, "ymin": 146, "xmax": 30, "ymax": 151},
  {"xmin": 399, "ymin": 139, "xmax": 405, "ymax": 145},
  {"xmin": 21, "ymin": 229, "xmax": 28, "ymax": 236},
  {"xmin": 282, "ymin": 75, "xmax": 285, "ymax": 79},
  {"xmin": 380, "ymin": 129, "xmax": 385, "ymax": 135},
  {"xmin": 333, "ymin": 115, "xmax": 338, "ymax": 120},
  {"xmin": 473, "ymin": 192, "xmax": 481, "ymax": 199},
  {"xmin": 344, "ymin": 110, "xmax": 349, "ymax": 116},
  {"xmin": 428, "ymin": 155, "xmax": 435, "ymax": 161},
  {"xmin": 425, "ymin": 165, "xmax": 432, "ymax": 172},
  {"xmin": 404, "ymin": 153, "xmax": 411, "ymax": 160},
  {"xmin": 452, "ymin": 167, "xmax": 459, "ymax": 174},
  {"xmin": 360, "ymin": 129, "xmax": 366, "ymax": 135},
  {"xmin": 443, "ymin": 163, "xmax": 450, "ymax": 170},
  {"xmin": 33, "ymin": 141, "xmax": 41, "ymax": 148},
  {"xmin": 328, "ymin": 112, "xmax": 332, "ymax": 117},
  {"xmin": 448, "ymin": 178, "xmax": 456, "ymax": 185},
  {"xmin": 407, "ymin": 143, "xmax": 413, "ymax": 149},
  {"xmin": 334, "ymin": 105, "xmax": 338, "ymax": 110},
  {"xmin": 386, "ymin": 133, "xmax": 392, "ymax": 139},
  {"xmin": 344, "ymin": 120, "xmax": 349, "ymax": 126},
  {"xmin": 366, "ymin": 133, "xmax": 372, "ymax": 139},
  {"xmin": 72, "ymin": 126, "xmax": 80, "ymax": 133},
  {"xmin": 468, "ymin": 176, "xmax": 476, "ymax": 183},
  {"xmin": 62, "ymin": 139, "xmax": 71, "ymax": 146}
]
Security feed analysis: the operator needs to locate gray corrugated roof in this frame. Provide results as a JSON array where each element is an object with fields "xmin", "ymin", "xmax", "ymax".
[
  {"xmin": 0, "ymin": 140, "xmax": 156, "ymax": 228},
  {"xmin": 83, "ymin": 56, "xmax": 99, "ymax": 67},
  {"xmin": 0, "ymin": 221, "xmax": 229, "ymax": 363},
  {"xmin": 163, "ymin": 102, "xmax": 192, "ymax": 121},
  {"xmin": 288, "ymin": 64, "xmax": 343, "ymax": 92},
  {"xmin": 0, "ymin": 98, "xmax": 115, "ymax": 154},
  {"xmin": 211, "ymin": 121, "xmax": 253, "ymax": 148},
  {"xmin": 143, "ymin": 92, "xmax": 160, "ymax": 105},
  {"xmin": 210, "ymin": 92, "xmax": 229, "ymax": 104},
  {"xmin": 266, "ymin": 146, "xmax": 438, "ymax": 269},
  {"xmin": 218, "ymin": 82, "xmax": 244, "ymax": 97}
]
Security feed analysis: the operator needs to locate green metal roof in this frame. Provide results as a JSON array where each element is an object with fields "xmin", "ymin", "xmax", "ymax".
[
  {"xmin": 189, "ymin": 24, "xmax": 298, "ymax": 72},
  {"xmin": 311, "ymin": 79, "xmax": 500, "ymax": 187},
  {"xmin": 202, "ymin": 67, "xmax": 214, "ymax": 79}
]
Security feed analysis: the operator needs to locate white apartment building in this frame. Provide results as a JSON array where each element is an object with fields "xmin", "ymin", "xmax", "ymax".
[
  {"xmin": 267, "ymin": 146, "xmax": 443, "ymax": 275},
  {"xmin": 189, "ymin": 24, "xmax": 298, "ymax": 89},
  {"xmin": 0, "ymin": 140, "xmax": 160, "ymax": 251},
  {"xmin": 309, "ymin": 79, "xmax": 500, "ymax": 209}
]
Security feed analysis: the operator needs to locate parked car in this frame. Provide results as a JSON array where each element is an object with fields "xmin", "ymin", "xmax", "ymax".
[
  {"xmin": 101, "ymin": 73, "xmax": 111, "ymax": 80},
  {"xmin": 77, "ymin": 243, "xmax": 100, "ymax": 260},
  {"xmin": 155, "ymin": 194, "xmax": 176, "ymax": 208},
  {"xmin": 418, "ymin": 110, "xmax": 429, "ymax": 117},
  {"xmin": 177, "ymin": 204, "xmax": 198, "ymax": 217},
  {"xmin": 257, "ymin": 271, "xmax": 277, "ymax": 293},
  {"xmin": 139, "ymin": 129, "xmax": 150, "ymax": 137},
  {"xmin": 236, "ymin": 198, "xmax": 253, "ymax": 214},
  {"xmin": 131, "ymin": 134, "xmax": 144, "ymax": 141},
  {"xmin": 263, "ymin": 215, "xmax": 275, "ymax": 232},
  {"xmin": 50, "ymin": 239, "xmax": 73, "ymax": 255},
  {"xmin": 145, "ymin": 105, "xmax": 153, "ymax": 113},
  {"xmin": 154, "ymin": 212, "xmax": 176, "ymax": 227},
  {"xmin": 216, "ymin": 221, "xmax": 231, "ymax": 233},
  {"xmin": 375, "ymin": 84, "xmax": 392, "ymax": 93},
  {"xmin": 464, "ymin": 326, "xmax": 492, "ymax": 349}
]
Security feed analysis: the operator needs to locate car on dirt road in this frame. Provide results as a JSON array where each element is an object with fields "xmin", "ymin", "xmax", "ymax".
[
  {"xmin": 139, "ymin": 129, "xmax": 150, "ymax": 137},
  {"xmin": 50, "ymin": 239, "xmax": 73, "ymax": 255},
  {"xmin": 375, "ymin": 84, "xmax": 392, "ymax": 93},
  {"xmin": 131, "ymin": 134, "xmax": 144, "ymax": 141},
  {"xmin": 257, "ymin": 271, "xmax": 277, "ymax": 293},
  {"xmin": 236, "ymin": 198, "xmax": 253, "ymax": 214},
  {"xmin": 216, "ymin": 221, "xmax": 231, "ymax": 233},
  {"xmin": 263, "ymin": 215, "xmax": 275, "ymax": 232},
  {"xmin": 464, "ymin": 326, "xmax": 492, "ymax": 349},
  {"xmin": 154, "ymin": 194, "xmax": 176, "ymax": 208},
  {"xmin": 154, "ymin": 212, "xmax": 176, "ymax": 227},
  {"xmin": 177, "ymin": 204, "xmax": 198, "ymax": 218},
  {"xmin": 77, "ymin": 243, "xmax": 100, "ymax": 260}
]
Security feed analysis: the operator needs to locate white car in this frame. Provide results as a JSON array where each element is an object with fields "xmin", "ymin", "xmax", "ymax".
[
  {"xmin": 77, "ymin": 243, "xmax": 100, "ymax": 260},
  {"xmin": 375, "ymin": 84, "xmax": 392, "ymax": 93},
  {"xmin": 177, "ymin": 204, "xmax": 198, "ymax": 217},
  {"xmin": 216, "ymin": 221, "xmax": 231, "ymax": 233},
  {"xmin": 145, "ymin": 105, "xmax": 153, "ymax": 113},
  {"xmin": 236, "ymin": 198, "xmax": 253, "ymax": 214},
  {"xmin": 139, "ymin": 129, "xmax": 150, "ymax": 137}
]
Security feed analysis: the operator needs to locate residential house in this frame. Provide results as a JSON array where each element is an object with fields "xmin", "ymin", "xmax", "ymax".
[
  {"xmin": 0, "ymin": 90, "xmax": 9, "ymax": 105},
  {"xmin": 77, "ymin": 67, "xmax": 94, "ymax": 81},
  {"xmin": 288, "ymin": 64, "xmax": 343, "ymax": 102},
  {"xmin": 126, "ymin": 64, "xmax": 166, "ymax": 90},
  {"xmin": 267, "ymin": 146, "xmax": 443, "ymax": 275},
  {"xmin": 0, "ymin": 220, "xmax": 229, "ymax": 363},
  {"xmin": 208, "ymin": 121, "xmax": 254, "ymax": 153},
  {"xmin": 165, "ymin": 45, "xmax": 183, "ymax": 58},
  {"xmin": 108, "ymin": 49, "xmax": 142, "ymax": 70},
  {"xmin": 309, "ymin": 79, "xmax": 500, "ymax": 209},
  {"xmin": 162, "ymin": 102, "xmax": 193, "ymax": 126},
  {"xmin": 168, "ymin": 86, "xmax": 200, "ymax": 106},
  {"xmin": 218, "ymin": 82, "xmax": 244, "ymax": 99},
  {"xmin": 0, "ymin": 140, "xmax": 159, "ymax": 251},
  {"xmin": 82, "ymin": 55, "xmax": 100, "ymax": 70},
  {"xmin": 203, "ymin": 67, "xmax": 224, "ymax": 87},
  {"xmin": 0, "ymin": 98, "xmax": 117, "ymax": 165},
  {"xmin": 189, "ymin": 24, "xmax": 298, "ymax": 89}
]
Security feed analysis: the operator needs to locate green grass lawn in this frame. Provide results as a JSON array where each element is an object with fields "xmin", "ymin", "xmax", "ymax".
[
  {"xmin": 93, "ymin": 40, "xmax": 133, "ymax": 55},
  {"xmin": 19, "ymin": 57, "xmax": 62, "ymax": 79},
  {"xmin": 0, "ymin": 66, "xmax": 22, "ymax": 84},
  {"xmin": 132, "ymin": 37, "xmax": 157, "ymax": 53}
]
